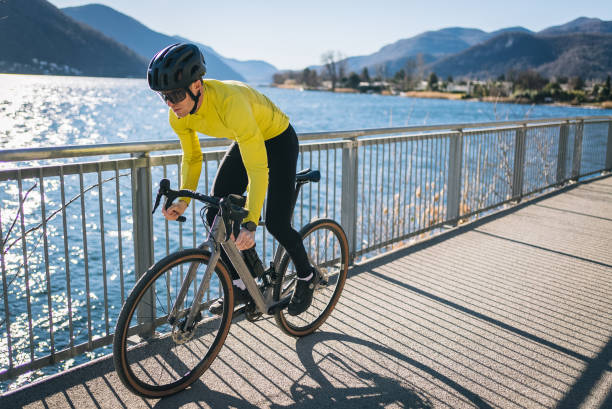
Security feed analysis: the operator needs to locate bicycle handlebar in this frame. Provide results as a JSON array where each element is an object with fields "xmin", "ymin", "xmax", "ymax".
[{"xmin": 152, "ymin": 179, "xmax": 248, "ymax": 228}]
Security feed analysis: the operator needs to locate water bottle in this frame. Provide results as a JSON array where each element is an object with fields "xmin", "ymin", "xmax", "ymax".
[{"xmin": 242, "ymin": 246, "xmax": 265, "ymax": 279}]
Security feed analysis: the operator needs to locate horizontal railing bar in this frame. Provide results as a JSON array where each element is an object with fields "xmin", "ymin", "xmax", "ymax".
[
  {"xmin": 0, "ymin": 140, "xmax": 227, "ymax": 162},
  {"xmin": 359, "ymin": 131, "xmax": 459, "ymax": 146},
  {"xmin": 2, "ymin": 116, "xmax": 609, "ymax": 162},
  {"xmin": 0, "ymin": 334, "xmax": 114, "ymax": 383},
  {"xmin": 297, "ymin": 116, "xmax": 610, "ymax": 141},
  {"xmin": 0, "ymin": 143, "xmax": 347, "ymax": 181},
  {"xmin": 0, "ymin": 157, "xmax": 141, "ymax": 181}
]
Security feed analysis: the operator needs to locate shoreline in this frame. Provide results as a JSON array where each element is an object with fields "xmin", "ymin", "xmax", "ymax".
[{"xmin": 269, "ymin": 84, "xmax": 612, "ymax": 109}]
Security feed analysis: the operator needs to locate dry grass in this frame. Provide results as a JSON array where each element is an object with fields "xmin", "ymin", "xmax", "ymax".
[
  {"xmin": 334, "ymin": 88, "xmax": 359, "ymax": 93},
  {"xmin": 400, "ymin": 91, "xmax": 465, "ymax": 100}
]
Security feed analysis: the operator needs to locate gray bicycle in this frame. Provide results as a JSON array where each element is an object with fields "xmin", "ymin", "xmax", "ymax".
[{"xmin": 112, "ymin": 169, "xmax": 349, "ymax": 398}]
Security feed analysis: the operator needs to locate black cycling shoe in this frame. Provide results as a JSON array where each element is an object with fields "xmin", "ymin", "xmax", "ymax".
[
  {"xmin": 209, "ymin": 285, "xmax": 251, "ymax": 316},
  {"xmin": 287, "ymin": 270, "xmax": 320, "ymax": 316}
]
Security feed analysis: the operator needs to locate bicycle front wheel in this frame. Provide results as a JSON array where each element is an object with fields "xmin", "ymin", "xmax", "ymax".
[
  {"xmin": 274, "ymin": 219, "xmax": 349, "ymax": 337},
  {"xmin": 113, "ymin": 248, "xmax": 233, "ymax": 398}
]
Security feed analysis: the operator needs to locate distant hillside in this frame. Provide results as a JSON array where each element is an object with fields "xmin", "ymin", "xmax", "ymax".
[
  {"xmin": 428, "ymin": 31, "xmax": 612, "ymax": 80},
  {"xmin": 540, "ymin": 17, "xmax": 612, "ymax": 35},
  {"xmin": 62, "ymin": 4, "xmax": 260, "ymax": 82},
  {"xmin": 0, "ymin": 0, "xmax": 146, "ymax": 77},
  {"xmin": 172, "ymin": 37, "xmax": 278, "ymax": 84},
  {"xmin": 222, "ymin": 58, "xmax": 279, "ymax": 85}
]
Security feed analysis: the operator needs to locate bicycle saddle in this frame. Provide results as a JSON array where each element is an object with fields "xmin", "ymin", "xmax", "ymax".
[{"xmin": 296, "ymin": 168, "xmax": 321, "ymax": 183}]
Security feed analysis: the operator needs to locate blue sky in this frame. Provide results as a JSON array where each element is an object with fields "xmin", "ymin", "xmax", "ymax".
[{"xmin": 48, "ymin": 0, "xmax": 612, "ymax": 70}]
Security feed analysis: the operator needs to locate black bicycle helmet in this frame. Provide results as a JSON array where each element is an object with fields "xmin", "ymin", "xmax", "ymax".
[{"xmin": 147, "ymin": 43, "xmax": 206, "ymax": 91}]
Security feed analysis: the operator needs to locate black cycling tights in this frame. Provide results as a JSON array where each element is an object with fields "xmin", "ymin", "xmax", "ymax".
[{"xmin": 205, "ymin": 124, "xmax": 312, "ymax": 279}]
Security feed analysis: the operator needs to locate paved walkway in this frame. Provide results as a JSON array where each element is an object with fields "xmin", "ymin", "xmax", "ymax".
[{"xmin": 2, "ymin": 175, "xmax": 611, "ymax": 409}]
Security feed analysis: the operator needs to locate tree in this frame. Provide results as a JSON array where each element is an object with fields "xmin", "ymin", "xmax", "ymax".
[
  {"xmin": 321, "ymin": 50, "xmax": 344, "ymax": 91},
  {"xmin": 375, "ymin": 64, "xmax": 388, "ymax": 81},
  {"xmin": 415, "ymin": 53, "xmax": 425, "ymax": 82},
  {"xmin": 427, "ymin": 72, "xmax": 439, "ymax": 91},
  {"xmin": 361, "ymin": 67, "xmax": 370, "ymax": 83},
  {"xmin": 301, "ymin": 68, "xmax": 319, "ymax": 88},
  {"xmin": 403, "ymin": 58, "xmax": 418, "ymax": 91},
  {"xmin": 514, "ymin": 70, "xmax": 547, "ymax": 91},
  {"xmin": 568, "ymin": 76, "xmax": 585, "ymax": 91},
  {"xmin": 347, "ymin": 72, "xmax": 361, "ymax": 89},
  {"xmin": 273, "ymin": 72, "xmax": 286, "ymax": 85},
  {"xmin": 601, "ymin": 75, "xmax": 611, "ymax": 100}
]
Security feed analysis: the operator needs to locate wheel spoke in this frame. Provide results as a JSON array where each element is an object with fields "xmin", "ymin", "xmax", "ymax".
[
  {"xmin": 273, "ymin": 220, "xmax": 348, "ymax": 336},
  {"xmin": 114, "ymin": 250, "xmax": 233, "ymax": 397}
]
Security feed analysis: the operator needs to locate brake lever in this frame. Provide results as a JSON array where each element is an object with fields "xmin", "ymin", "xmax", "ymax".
[
  {"xmin": 152, "ymin": 191, "xmax": 163, "ymax": 215},
  {"xmin": 152, "ymin": 179, "xmax": 186, "ymax": 222}
]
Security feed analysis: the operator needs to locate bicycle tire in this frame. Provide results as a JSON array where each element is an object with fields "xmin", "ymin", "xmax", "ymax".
[
  {"xmin": 273, "ymin": 219, "xmax": 349, "ymax": 337},
  {"xmin": 113, "ymin": 248, "xmax": 233, "ymax": 398}
]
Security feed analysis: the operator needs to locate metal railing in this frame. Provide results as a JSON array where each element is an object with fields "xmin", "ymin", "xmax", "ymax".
[{"xmin": 1, "ymin": 116, "xmax": 611, "ymax": 389}]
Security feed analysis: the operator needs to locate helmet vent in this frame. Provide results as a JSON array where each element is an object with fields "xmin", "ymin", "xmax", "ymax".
[
  {"xmin": 181, "ymin": 52, "xmax": 194, "ymax": 63},
  {"xmin": 163, "ymin": 74, "xmax": 168, "ymax": 87},
  {"xmin": 153, "ymin": 68, "xmax": 159, "ymax": 86},
  {"xmin": 175, "ymin": 70, "xmax": 183, "ymax": 83}
]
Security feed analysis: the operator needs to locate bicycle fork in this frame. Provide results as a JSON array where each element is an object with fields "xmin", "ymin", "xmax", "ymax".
[{"xmin": 167, "ymin": 217, "xmax": 225, "ymax": 332}]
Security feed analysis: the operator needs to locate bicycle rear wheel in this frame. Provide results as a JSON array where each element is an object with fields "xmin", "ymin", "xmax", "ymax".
[
  {"xmin": 274, "ymin": 219, "xmax": 349, "ymax": 337},
  {"xmin": 113, "ymin": 248, "xmax": 233, "ymax": 398}
]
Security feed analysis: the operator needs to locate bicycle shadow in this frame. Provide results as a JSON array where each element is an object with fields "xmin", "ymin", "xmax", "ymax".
[
  {"xmin": 273, "ymin": 331, "xmax": 493, "ymax": 409},
  {"xmin": 270, "ymin": 365, "xmax": 432, "ymax": 409}
]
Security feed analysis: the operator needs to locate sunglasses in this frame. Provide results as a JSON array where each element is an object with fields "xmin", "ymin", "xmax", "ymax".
[{"xmin": 157, "ymin": 88, "xmax": 188, "ymax": 104}]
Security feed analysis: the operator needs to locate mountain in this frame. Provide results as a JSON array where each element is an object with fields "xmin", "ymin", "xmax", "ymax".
[
  {"xmin": 0, "ymin": 0, "xmax": 147, "ymax": 77},
  {"xmin": 61, "ymin": 4, "xmax": 244, "ymax": 81},
  {"xmin": 540, "ymin": 17, "xmax": 612, "ymax": 35},
  {"xmin": 323, "ymin": 17, "xmax": 611, "ymax": 81},
  {"xmin": 61, "ymin": 4, "xmax": 276, "ymax": 82},
  {"xmin": 173, "ymin": 38, "xmax": 278, "ymax": 84},
  {"xmin": 222, "ymin": 58, "xmax": 279, "ymax": 85},
  {"xmin": 320, "ymin": 26, "xmax": 532, "ymax": 77},
  {"xmin": 428, "ymin": 31, "xmax": 612, "ymax": 80}
]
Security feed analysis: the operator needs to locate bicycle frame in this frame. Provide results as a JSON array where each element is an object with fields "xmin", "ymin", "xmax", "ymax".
[{"xmin": 166, "ymin": 172, "xmax": 314, "ymax": 331}]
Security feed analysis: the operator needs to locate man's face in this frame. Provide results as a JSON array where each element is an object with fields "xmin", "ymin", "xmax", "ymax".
[{"xmin": 161, "ymin": 81, "xmax": 201, "ymax": 118}]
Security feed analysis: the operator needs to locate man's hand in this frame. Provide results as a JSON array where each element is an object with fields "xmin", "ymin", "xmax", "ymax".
[
  {"xmin": 162, "ymin": 200, "xmax": 188, "ymax": 221},
  {"xmin": 234, "ymin": 227, "xmax": 255, "ymax": 250}
]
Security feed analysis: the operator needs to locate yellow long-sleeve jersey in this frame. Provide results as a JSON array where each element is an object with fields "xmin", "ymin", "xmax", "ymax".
[{"xmin": 169, "ymin": 79, "xmax": 289, "ymax": 225}]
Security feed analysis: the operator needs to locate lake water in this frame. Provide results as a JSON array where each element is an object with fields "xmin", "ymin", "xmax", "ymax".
[
  {"xmin": 2, "ymin": 74, "xmax": 611, "ymax": 152},
  {"xmin": 1, "ymin": 74, "xmax": 611, "ymax": 392}
]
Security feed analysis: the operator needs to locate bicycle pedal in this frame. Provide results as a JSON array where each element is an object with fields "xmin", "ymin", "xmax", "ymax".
[
  {"xmin": 245, "ymin": 311, "xmax": 263, "ymax": 322},
  {"xmin": 244, "ymin": 302, "xmax": 263, "ymax": 322}
]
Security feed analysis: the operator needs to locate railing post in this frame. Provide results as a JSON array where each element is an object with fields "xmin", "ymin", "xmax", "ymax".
[
  {"xmin": 556, "ymin": 122, "xmax": 569, "ymax": 184},
  {"xmin": 447, "ymin": 130, "xmax": 463, "ymax": 223},
  {"xmin": 571, "ymin": 119, "xmax": 584, "ymax": 181},
  {"xmin": 341, "ymin": 137, "xmax": 358, "ymax": 263},
  {"xmin": 131, "ymin": 153, "xmax": 155, "ymax": 334},
  {"xmin": 512, "ymin": 125, "xmax": 527, "ymax": 200},
  {"xmin": 606, "ymin": 120, "xmax": 612, "ymax": 171}
]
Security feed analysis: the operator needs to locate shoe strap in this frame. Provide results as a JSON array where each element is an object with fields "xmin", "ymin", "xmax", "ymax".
[{"xmin": 297, "ymin": 272, "xmax": 313, "ymax": 281}]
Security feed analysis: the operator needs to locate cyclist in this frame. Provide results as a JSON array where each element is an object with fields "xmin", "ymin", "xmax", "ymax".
[{"xmin": 148, "ymin": 43, "xmax": 317, "ymax": 316}]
